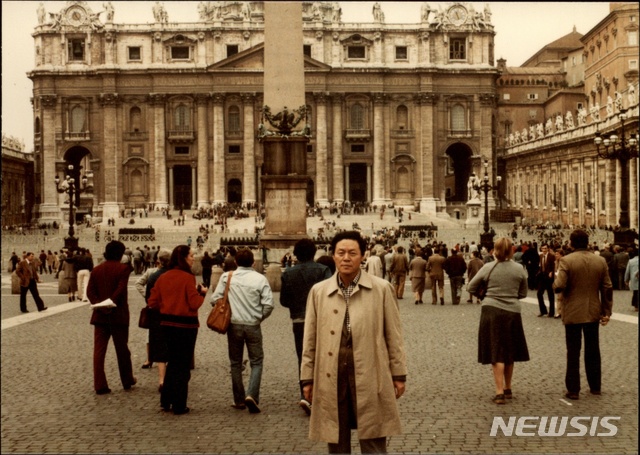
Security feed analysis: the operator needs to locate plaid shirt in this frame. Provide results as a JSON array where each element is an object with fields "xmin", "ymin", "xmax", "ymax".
[{"xmin": 338, "ymin": 271, "xmax": 361, "ymax": 333}]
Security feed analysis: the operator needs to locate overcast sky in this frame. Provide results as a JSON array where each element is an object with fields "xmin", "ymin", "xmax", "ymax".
[{"xmin": 2, "ymin": 1, "xmax": 611, "ymax": 152}]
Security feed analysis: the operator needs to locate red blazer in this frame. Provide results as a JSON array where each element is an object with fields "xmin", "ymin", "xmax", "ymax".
[{"xmin": 87, "ymin": 260, "xmax": 133, "ymax": 326}]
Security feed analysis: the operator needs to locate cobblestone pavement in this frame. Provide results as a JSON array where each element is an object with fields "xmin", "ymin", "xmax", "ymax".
[{"xmin": 1, "ymin": 259, "xmax": 637, "ymax": 455}]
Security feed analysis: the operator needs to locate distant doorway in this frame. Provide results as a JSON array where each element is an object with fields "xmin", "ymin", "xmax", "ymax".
[
  {"xmin": 228, "ymin": 178, "xmax": 242, "ymax": 203},
  {"xmin": 349, "ymin": 163, "xmax": 367, "ymax": 202},
  {"xmin": 173, "ymin": 165, "xmax": 192, "ymax": 210},
  {"xmin": 445, "ymin": 143, "xmax": 473, "ymax": 202}
]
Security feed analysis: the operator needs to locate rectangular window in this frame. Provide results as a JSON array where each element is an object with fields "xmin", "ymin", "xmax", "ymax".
[
  {"xmin": 527, "ymin": 93, "xmax": 539, "ymax": 100},
  {"xmin": 306, "ymin": 144, "xmax": 313, "ymax": 153},
  {"xmin": 351, "ymin": 144, "xmax": 365, "ymax": 153},
  {"xmin": 503, "ymin": 93, "xmax": 511, "ymax": 100},
  {"xmin": 128, "ymin": 46, "xmax": 141, "ymax": 61},
  {"xmin": 175, "ymin": 146, "xmax": 189, "ymax": 155},
  {"xmin": 395, "ymin": 46, "xmax": 408, "ymax": 60},
  {"xmin": 227, "ymin": 45, "xmax": 239, "ymax": 57},
  {"xmin": 449, "ymin": 38, "xmax": 466, "ymax": 60},
  {"xmin": 628, "ymin": 30, "xmax": 638, "ymax": 46},
  {"xmin": 348, "ymin": 46, "xmax": 366, "ymax": 59},
  {"xmin": 630, "ymin": 59, "xmax": 638, "ymax": 70},
  {"xmin": 228, "ymin": 145, "xmax": 241, "ymax": 154},
  {"xmin": 171, "ymin": 46, "xmax": 190, "ymax": 60},
  {"xmin": 574, "ymin": 183, "xmax": 579, "ymax": 209},
  {"xmin": 68, "ymin": 39, "xmax": 85, "ymax": 61},
  {"xmin": 303, "ymin": 45, "xmax": 311, "ymax": 57}
]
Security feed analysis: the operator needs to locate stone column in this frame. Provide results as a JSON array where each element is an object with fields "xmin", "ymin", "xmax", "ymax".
[
  {"xmin": 315, "ymin": 92, "xmax": 329, "ymax": 206},
  {"xmin": 191, "ymin": 165, "xmax": 197, "ymax": 209},
  {"xmin": 417, "ymin": 93, "xmax": 437, "ymax": 214},
  {"xmin": 150, "ymin": 93, "xmax": 168, "ymax": 209},
  {"xmin": 212, "ymin": 93, "xmax": 226, "ymax": 204},
  {"xmin": 372, "ymin": 93, "xmax": 386, "ymax": 205},
  {"xmin": 196, "ymin": 94, "xmax": 210, "ymax": 209},
  {"xmin": 38, "ymin": 95, "xmax": 62, "ymax": 222},
  {"xmin": 630, "ymin": 157, "xmax": 638, "ymax": 231},
  {"xmin": 242, "ymin": 93, "xmax": 256, "ymax": 204},
  {"xmin": 331, "ymin": 93, "xmax": 344, "ymax": 203},
  {"xmin": 344, "ymin": 166, "xmax": 350, "ymax": 202},
  {"xmin": 168, "ymin": 166, "xmax": 174, "ymax": 208},
  {"xmin": 99, "ymin": 93, "xmax": 122, "ymax": 219}
]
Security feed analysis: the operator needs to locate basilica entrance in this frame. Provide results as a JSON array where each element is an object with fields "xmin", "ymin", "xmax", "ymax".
[
  {"xmin": 445, "ymin": 143, "xmax": 474, "ymax": 202},
  {"xmin": 348, "ymin": 163, "xmax": 367, "ymax": 203},
  {"xmin": 227, "ymin": 179, "xmax": 242, "ymax": 203},
  {"xmin": 173, "ymin": 165, "xmax": 192, "ymax": 210}
]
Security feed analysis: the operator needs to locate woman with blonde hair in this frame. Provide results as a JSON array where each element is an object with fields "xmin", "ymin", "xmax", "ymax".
[{"xmin": 467, "ymin": 237, "xmax": 530, "ymax": 404}]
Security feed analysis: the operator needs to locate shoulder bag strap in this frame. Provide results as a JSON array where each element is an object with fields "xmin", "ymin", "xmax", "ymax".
[
  {"xmin": 485, "ymin": 262, "xmax": 498, "ymax": 283},
  {"xmin": 223, "ymin": 271, "xmax": 233, "ymax": 300}
]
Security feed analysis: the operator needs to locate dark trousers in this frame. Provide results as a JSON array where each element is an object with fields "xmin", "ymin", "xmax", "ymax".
[
  {"xmin": 161, "ymin": 325, "xmax": 198, "ymax": 412},
  {"xmin": 537, "ymin": 278, "xmax": 555, "ymax": 316},
  {"xmin": 565, "ymin": 322, "xmax": 601, "ymax": 394},
  {"xmin": 19, "ymin": 279, "xmax": 45, "ymax": 312},
  {"xmin": 292, "ymin": 321, "xmax": 305, "ymax": 399},
  {"xmin": 93, "ymin": 324, "xmax": 134, "ymax": 391}
]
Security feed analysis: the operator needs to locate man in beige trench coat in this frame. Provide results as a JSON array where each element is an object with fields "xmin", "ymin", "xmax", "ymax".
[{"xmin": 301, "ymin": 230, "xmax": 407, "ymax": 454}]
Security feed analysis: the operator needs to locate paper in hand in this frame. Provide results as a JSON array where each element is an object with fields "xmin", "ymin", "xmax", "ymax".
[{"xmin": 91, "ymin": 298, "xmax": 117, "ymax": 309}]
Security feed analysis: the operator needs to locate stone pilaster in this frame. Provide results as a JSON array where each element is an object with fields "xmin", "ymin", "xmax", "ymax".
[
  {"xmin": 99, "ymin": 92, "xmax": 123, "ymax": 218},
  {"xmin": 38, "ymin": 95, "xmax": 62, "ymax": 221},
  {"xmin": 372, "ymin": 93, "xmax": 386, "ymax": 205},
  {"xmin": 211, "ymin": 92, "xmax": 226, "ymax": 204},
  {"xmin": 241, "ymin": 93, "xmax": 256, "ymax": 204},
  {"xmin": 148, "ymin": 93, "xmax": 168, "ymax": 210},
  {"xmin": 314, "ymin": 92, "xmax": 329, "ymax": 206},
  {"xmin": 331, "ymin": 93, "xmax": 344, "ymax": 203},
  {"xmin": 416, "ymin": 93, "xmax": 438, "ymax": 214},
  {"xmin": 630, "ymin": 157, "xmax": 638, "ymax": 231},
  {"xmin": 196, "ymin": 93, "xmax": 210, "ymax": 209}
]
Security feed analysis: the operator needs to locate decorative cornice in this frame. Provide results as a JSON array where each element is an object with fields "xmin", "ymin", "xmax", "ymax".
[
  {"xmin": 99, "ymin": 92, "xmax": 119, "ymax": 106},
  {"xmin": 211, "ymin": 92, "xmax": 226, "ymax": 105},
  {"xmin": 40, "ymin": 94, "xmax": 58, "ymax": 108}
]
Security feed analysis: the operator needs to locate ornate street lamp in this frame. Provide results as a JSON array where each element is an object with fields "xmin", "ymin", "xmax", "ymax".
[
  {"xmin": 473, "ymin": 158, "xmax": 501, "ymax": 251},
  {"xmin": 594, "ymin": 108, "xmax": 639, "ymax": 247},
  {"xmin": 54, "ymin": 164, "xmax": 89, "ymax": 252}
]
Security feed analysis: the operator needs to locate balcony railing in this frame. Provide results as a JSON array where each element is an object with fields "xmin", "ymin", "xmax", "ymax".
[
  {"xmin": 58, "ymin": 131, "xmax": 91, "ymax": 141},
  {"xmin": 344, "ymin": 128, "xmax": 371, "ymax": 142},
  {"xmin": 124, "ymin": 131, "xmax": 149, "ymax": 141},
  {"xmin": 167, "ymin": 129, "xmax": 195, "ymax": 143}
]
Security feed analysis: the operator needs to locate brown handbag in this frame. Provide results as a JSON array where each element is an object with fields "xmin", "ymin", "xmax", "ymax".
[
  {"xmin": 138, "ymin": 306, "xmax": 151, "ymax": 329},
  {"xmin": 207, "ymin": 271, "xmax": 233, "ymax": 334}
]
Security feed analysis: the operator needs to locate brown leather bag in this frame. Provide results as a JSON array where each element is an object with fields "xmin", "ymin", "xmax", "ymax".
[{"xmin": 207, "ymin": 271, "xmax": 233, "ymax": 334}]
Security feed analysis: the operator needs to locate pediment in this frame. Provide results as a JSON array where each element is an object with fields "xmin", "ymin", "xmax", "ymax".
[{"xmin": 208, "ymin": 43, "xmax": 331, "ymax": 71}]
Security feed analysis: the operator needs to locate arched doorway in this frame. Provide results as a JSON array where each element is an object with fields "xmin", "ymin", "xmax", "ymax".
[
  {"xmin": 63, "ymin": 146, "xmax": 93, "ymax": 220},
  {"xmin": 228, "ymin": 178, "xmax": 242, "ymax": 203},
  {"xmin": 307, "ymin": 179, "xmax": 315, "ymax": 206},
  {"xmin": 444, "ymin": 143, "xmax": 473, "ymax": 202}
]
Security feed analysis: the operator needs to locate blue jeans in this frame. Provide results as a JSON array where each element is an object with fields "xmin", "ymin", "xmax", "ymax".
[{"xmin": 227, "ymin": 323, "xmax": 264, "ymax": 405}]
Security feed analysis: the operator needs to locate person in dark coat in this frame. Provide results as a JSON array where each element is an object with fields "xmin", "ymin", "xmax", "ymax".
[
  {"xmin": 280, "ymin": 239, "xmax": 332, "ymax": 415},
  {"xmin": 200, "ymin": 251, "xmax": 215, "ymax": 288},
  {"xmin": 86, "ymin": 241, "xmax": 136, "ymax": 395},
  {"xmin": 521, "ymin": 241, "xmax": 540, "ymax": 290}
]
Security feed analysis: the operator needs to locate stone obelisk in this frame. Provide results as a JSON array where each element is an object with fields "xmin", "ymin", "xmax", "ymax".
[{"xmin": 260, "ymin": 2, "xmax": 310, "ymax": 251}]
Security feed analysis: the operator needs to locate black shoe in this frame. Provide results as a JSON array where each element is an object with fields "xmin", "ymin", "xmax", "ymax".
[
  {"xmin": 173, "ymin": 407, "xmax": 190, "ymax": 415},
  {"xmin": 96, "ymin": 388, "xmax": 111, "ymax": 395},
  {"xmin": 124, "ymin": 377, "xmax": 137, "ymax": 390},
  {"xmin": 38, "ymin": 307, "xmax": 48, "ymax": 312},
  {"xmin": 230, "ymin": 403, "xmax": 246, "ymax": 410},
  {"xmin": 590, "ymin": 390, "xmax": 601, "ymax": 395},
  {"xmin": 21, "ymin": 310, "xmax": 29, "ymax": 313},
  {"xmin": 245, "ymin": 396, "xmax": 261, "ymax": 413},
  {"xmin": 565, "ymin": 392, "xmax": 579, "ymax": 400},
  {"xmin": 537, "ymin": 314, "xmax": 546, "ymax": 317},
  {"xmin": 141, "ymin": 362, "xmax": 153, "ymax": 369}
]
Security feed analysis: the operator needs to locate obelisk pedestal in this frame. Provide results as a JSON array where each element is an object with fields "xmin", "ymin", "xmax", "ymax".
[{"xmin": 259, "ymin": 3, "xmax": 310, "ymax": 257}]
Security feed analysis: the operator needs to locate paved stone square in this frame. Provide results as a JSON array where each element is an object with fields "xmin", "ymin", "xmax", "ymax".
[{"xmin": 1, "ymin": 212, "xmax": 637, "ymax": 454}]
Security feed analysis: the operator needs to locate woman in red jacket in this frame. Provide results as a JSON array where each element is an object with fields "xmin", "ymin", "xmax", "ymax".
[{"xmin": 148, "ymin": 245, "xmax": 207, "ymax": 415}]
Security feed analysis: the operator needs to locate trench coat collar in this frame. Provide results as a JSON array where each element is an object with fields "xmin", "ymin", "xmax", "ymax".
[{"xmin": 325, "ymin": 270, "xmax": 373, "ymax": 297}]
